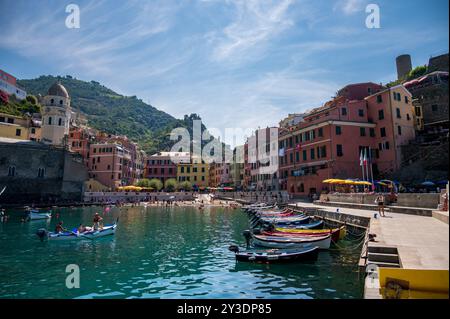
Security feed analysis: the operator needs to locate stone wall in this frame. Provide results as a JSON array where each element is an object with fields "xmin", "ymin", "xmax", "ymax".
[
  {"xmin": 214, "ymin": 191, "xmax": 290, "ymax": 204},
  {"xmin": 84, "ymin": 191, "xmax": 195, "ymax": 203},
  {"xmin": 319, "ymin": 192, "xmax": 440, "ymax": 209},
  {"xmin": 395, "ymin": 193, "xmax": 440, "ymax": 209},
  {"xmin": 0, "ymin": 140, "xmax": 87, "ymax": 204}
]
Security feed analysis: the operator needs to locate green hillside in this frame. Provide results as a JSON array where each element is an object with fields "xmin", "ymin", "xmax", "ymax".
[{"xmin": 17, "ymin": 75, "xmax": 210, "ymax": 154}]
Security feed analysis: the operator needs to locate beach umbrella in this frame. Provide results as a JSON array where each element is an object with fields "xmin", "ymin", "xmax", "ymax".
[
  {"xmin": 322, "ymin": 179, "xmax": 334, "ymax": 183},
  {"xmin": 355, "ymin": 181, "xmax": 372, "ymax": 186},
  {"xmin": 421, "ymin": 181, "xmax": 435, "ymax": 187},
  {"xmin": 329, "ymin": 179, "xmax": 346, "ymax": 184}
]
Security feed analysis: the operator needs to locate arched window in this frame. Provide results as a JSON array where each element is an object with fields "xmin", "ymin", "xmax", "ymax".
[
  {"xmin": 38, "ymin": 168, "xmax": 45, "ymax": 178},
  {"xmin": 8, "ymin": 166, "xmax": 16, "ymax": 177},
  {"xmin": 48, "ymin": 116, "xmax": 52, "ymax": 125},
  {"xmin": 59, "ymin": 100, "xmax": 63, "ymax": 105},
  {"xmin": 58, "ymin": 118, "xmax": 62, "ymax": 126},
  {"xmin": 50, "ymin": 99, "xmax": 54, "ymax": 104}
]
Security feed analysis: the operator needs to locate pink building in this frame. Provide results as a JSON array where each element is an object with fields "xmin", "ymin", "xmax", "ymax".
[
  {"xmin": 68, "ymin": 127, "xmax": 146, "ymax": 189},
  {"xmin": 209, "ymin": 162, "xmax": 232, "ymax": 187},
  {"xmin": 95, "ymin": 133, "xmax": 145, "ymax": 185},
  {"xmin": 365, "ymin": 85, "xmax": 416, "ymax": 174},
  {"xmin": 278, "ymin": 82, "xmax": 416, "ymax": 197},
  {"xmin": 88, "ymin": 142, "xmax": 128, "ymax": 190},
  {"xmin": 145, "ymin": 152, "xmax": 189, "ymax": 183},
  {"xmin": 68, "ymin": 126, "xmax": 95, "ymax": 168}
]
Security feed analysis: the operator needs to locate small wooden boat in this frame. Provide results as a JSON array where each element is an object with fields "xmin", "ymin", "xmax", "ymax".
[
  {"xmin": 263, "ymin": 225, "xmax": 346, "ymax": 243},
  {"xmin": 27, "ymin": 209, "xmax": 51, "ymax": 220},
  {"xmin": 275, "ymin": 225, "xmax": 347, "ymax": 241},
  {"xmin": 258, "ymin": 215, "xmax": 311, "ymax": 225},
  {"xmin": 252, "ymin": 233, "xmax": 332, "ymax": 250},
  {"xmin": 245, "ymin": 204, "xmax": 276, "ymax": 212},
  {"xmin": 274, "ymin": 220, "xmax": 324, "ymax": 230},
  {"xmin": 36, "ymin": 223, "xmax": 117, "ymax": 241},
  {"xmin": 254, "ymin": 209, "xmax": 297, "ymax": 217},
  {"xmin": 228, "ymin": 245, "xmax": 319, "ymax": 263}
]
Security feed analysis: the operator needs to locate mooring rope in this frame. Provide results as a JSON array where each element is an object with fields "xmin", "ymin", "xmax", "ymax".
[
  {"xmin": 330, "ymin": 236, "xmax": 366, "ymax": 251},
  {"xmin": 322, "ymin": 220, "xmax": 366, "ymax": 237}
]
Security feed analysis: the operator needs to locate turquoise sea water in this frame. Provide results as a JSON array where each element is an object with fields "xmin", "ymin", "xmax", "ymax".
[{"xmin": 0, "ymin": 206, "xmax": 364, "ymax": 299}]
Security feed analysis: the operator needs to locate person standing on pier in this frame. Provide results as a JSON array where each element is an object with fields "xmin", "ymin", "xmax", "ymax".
[{"xmin": 375, "ymin": 194, "xmax": 386, "ymax": 217}]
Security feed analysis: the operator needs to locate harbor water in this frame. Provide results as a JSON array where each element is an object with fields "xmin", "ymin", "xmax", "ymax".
[{"xmin": 0, "ymin": 206, "xmax": 364, "ymax": 299}]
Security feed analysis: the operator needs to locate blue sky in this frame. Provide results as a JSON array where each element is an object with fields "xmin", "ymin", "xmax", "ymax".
[{"xmin": 0, "ymin": 0, "xmax": 448, "ymax": 144}]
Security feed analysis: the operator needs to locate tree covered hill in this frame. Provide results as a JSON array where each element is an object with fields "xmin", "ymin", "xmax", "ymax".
[{"xmin": 17, "ymin": 75, "xmax": 210, "ymax": 154}]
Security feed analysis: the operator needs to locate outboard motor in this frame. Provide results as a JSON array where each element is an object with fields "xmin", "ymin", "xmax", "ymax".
[
  {"xmin": 242, "ymin": 230, "xmax": 252, "ymax": 248},
  {"xmin": 249, "ymin": 215, "xmax": 259, "ymax": 224},
  {"xmin": 36, "ymin": 228, "xmax": 48, "ymax": 242},
  {"xmin": 228, "ymin": 245, "xmax": 239, "ymax": 253},
  {"xmin": 252, "ymin": 228, "xmax": 261, "ymax": 235},
  {"xmin": 250, "ymin": 219, "xmax": 260, "ymax": 229}
]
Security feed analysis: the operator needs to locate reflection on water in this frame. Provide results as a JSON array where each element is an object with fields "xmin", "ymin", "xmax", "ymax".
[{"xmin": 0, "ymin": 206, "xmax": 363, "ymax": 299}]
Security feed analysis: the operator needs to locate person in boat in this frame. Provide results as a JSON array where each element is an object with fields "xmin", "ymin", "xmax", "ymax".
[
  {"xmin": 55, "ymin": 221, "xmax": 67, "ymax": 233},
  {"xmin": 77, "ymin": 224, "xmax": 91, "ymax": 233},
  {"xmin": 92, "ymin": 213, "xmax": 103, "ymax": 231}
]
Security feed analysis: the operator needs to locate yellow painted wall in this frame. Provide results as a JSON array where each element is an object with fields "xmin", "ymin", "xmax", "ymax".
[
  {"xmin": 379, "ymin": 268, "xmax": 449, "ymax": 299},
  {"xmin": 0, "ymin": 123, "xmax": 29, "ymax": 140},
  {"xmin": 177, "ymin": 162, "xmax": 209, "ymax": 187},
  {"xmin": 85, "ymin": 178, "xmax": 110, "ymax": 192}
]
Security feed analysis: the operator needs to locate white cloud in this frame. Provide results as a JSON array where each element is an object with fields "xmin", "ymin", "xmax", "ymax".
[
  {"xmin": 147, "ymin": 69, "xmax": 339, "ymax": 144},
  {"xmin": 0, "ymin": 0, "xmax": 179, "ymax": 77},
  {"xmin": 334, "ymin": 0, "xmax": 366, "ymax": 16},
  {"xmin": 209, "ymin": 0, "xmax": 295, "ymax": 62}
]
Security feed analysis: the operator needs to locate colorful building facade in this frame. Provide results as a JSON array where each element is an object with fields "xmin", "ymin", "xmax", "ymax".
[
  {"xmin": 278, "ymin": 83, "xmax": 416, "ymax": 197},
  {"xmin": 0, "ymin": 69, "xmax": 26, "ymax": 100},
  {"xmin": 177, "ymin": 156, "xmax": 209, "ymax": 187},
  {"xmin": 146, "ymin": 151, "xmax": 189, "ymax": 183}
]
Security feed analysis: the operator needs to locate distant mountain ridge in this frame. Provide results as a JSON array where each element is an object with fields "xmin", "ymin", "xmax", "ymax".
[{"xmin": 18, "ymin": 75, "xmax": 209, "ymax": 154}]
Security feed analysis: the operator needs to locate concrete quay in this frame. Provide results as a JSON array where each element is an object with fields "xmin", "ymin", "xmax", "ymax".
[
  {"xmin": 291, "ymin": 201, "xmax": 449, "ymax": 299},
  {"xmin": 292, "ymin": 201, "xmax": 449, "ymax": 270}
]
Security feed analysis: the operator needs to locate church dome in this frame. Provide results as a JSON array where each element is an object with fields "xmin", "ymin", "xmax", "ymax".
[{"xmin": 48, "ymin": 82, "xmax": 69, "ymax": 98}]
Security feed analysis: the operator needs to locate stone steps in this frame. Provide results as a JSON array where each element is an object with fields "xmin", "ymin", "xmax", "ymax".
[
  {"xmin": 367, "ymin": 245, "xmax": 401, "ymax": 268},
  {"xmin": 368, "ymin": 252, "xmax": 400, "ymax": 264},
  {"xmin": 432, "ymin": 210, "xmax": 449, "ymax": 224}
]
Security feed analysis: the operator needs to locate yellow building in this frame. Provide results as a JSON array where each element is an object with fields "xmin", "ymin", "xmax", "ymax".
[
  {"xmin": 0, "ymin": 113, "xmax": 30, "ymax": 140},
  {"xmin": 177, "ymin": 156, "xmax": 209, "ymax": 187}
]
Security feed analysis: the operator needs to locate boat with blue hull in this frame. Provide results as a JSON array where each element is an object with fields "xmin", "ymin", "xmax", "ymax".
[
  {"xmin": 26, "ymin": 208, "xmax": 52, "ymax": 220},
  {"xmin": 36, "ymin": 223, "xmax": 117, "ymax": 241}
]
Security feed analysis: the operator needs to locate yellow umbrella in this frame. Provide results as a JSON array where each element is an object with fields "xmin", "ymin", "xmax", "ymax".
[
  {"xmin": 355, "ymin": 181, "xmax": 372, "ymax": 186},
  {"xmin": 343, "ymin": 180, "xmax": 357, "ymax": 185},
  {"xmin": 322, "ymin": 179, "xmax": 334, "ymax": 183},
  {"xmin": 329, "ymin": 179, "xmax": 346, "ymax": 184}
]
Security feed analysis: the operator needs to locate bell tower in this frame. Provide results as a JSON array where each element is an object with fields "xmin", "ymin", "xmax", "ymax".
[{"xmin": 41, "ymin": 82, "xmax": 72, "ymax": 146}]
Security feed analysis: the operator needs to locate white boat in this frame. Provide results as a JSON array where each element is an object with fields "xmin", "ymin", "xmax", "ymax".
[
  {"xmin": 28, "ymin": 210, "xmax": 51, "ymax": 220},
  {"xmin": 36, "ymin": 223, "xmax": 117, "ymax": 241},
  {"xmin": 252, "ymin": 233, "xmax": 332, "ymax": 250}
]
